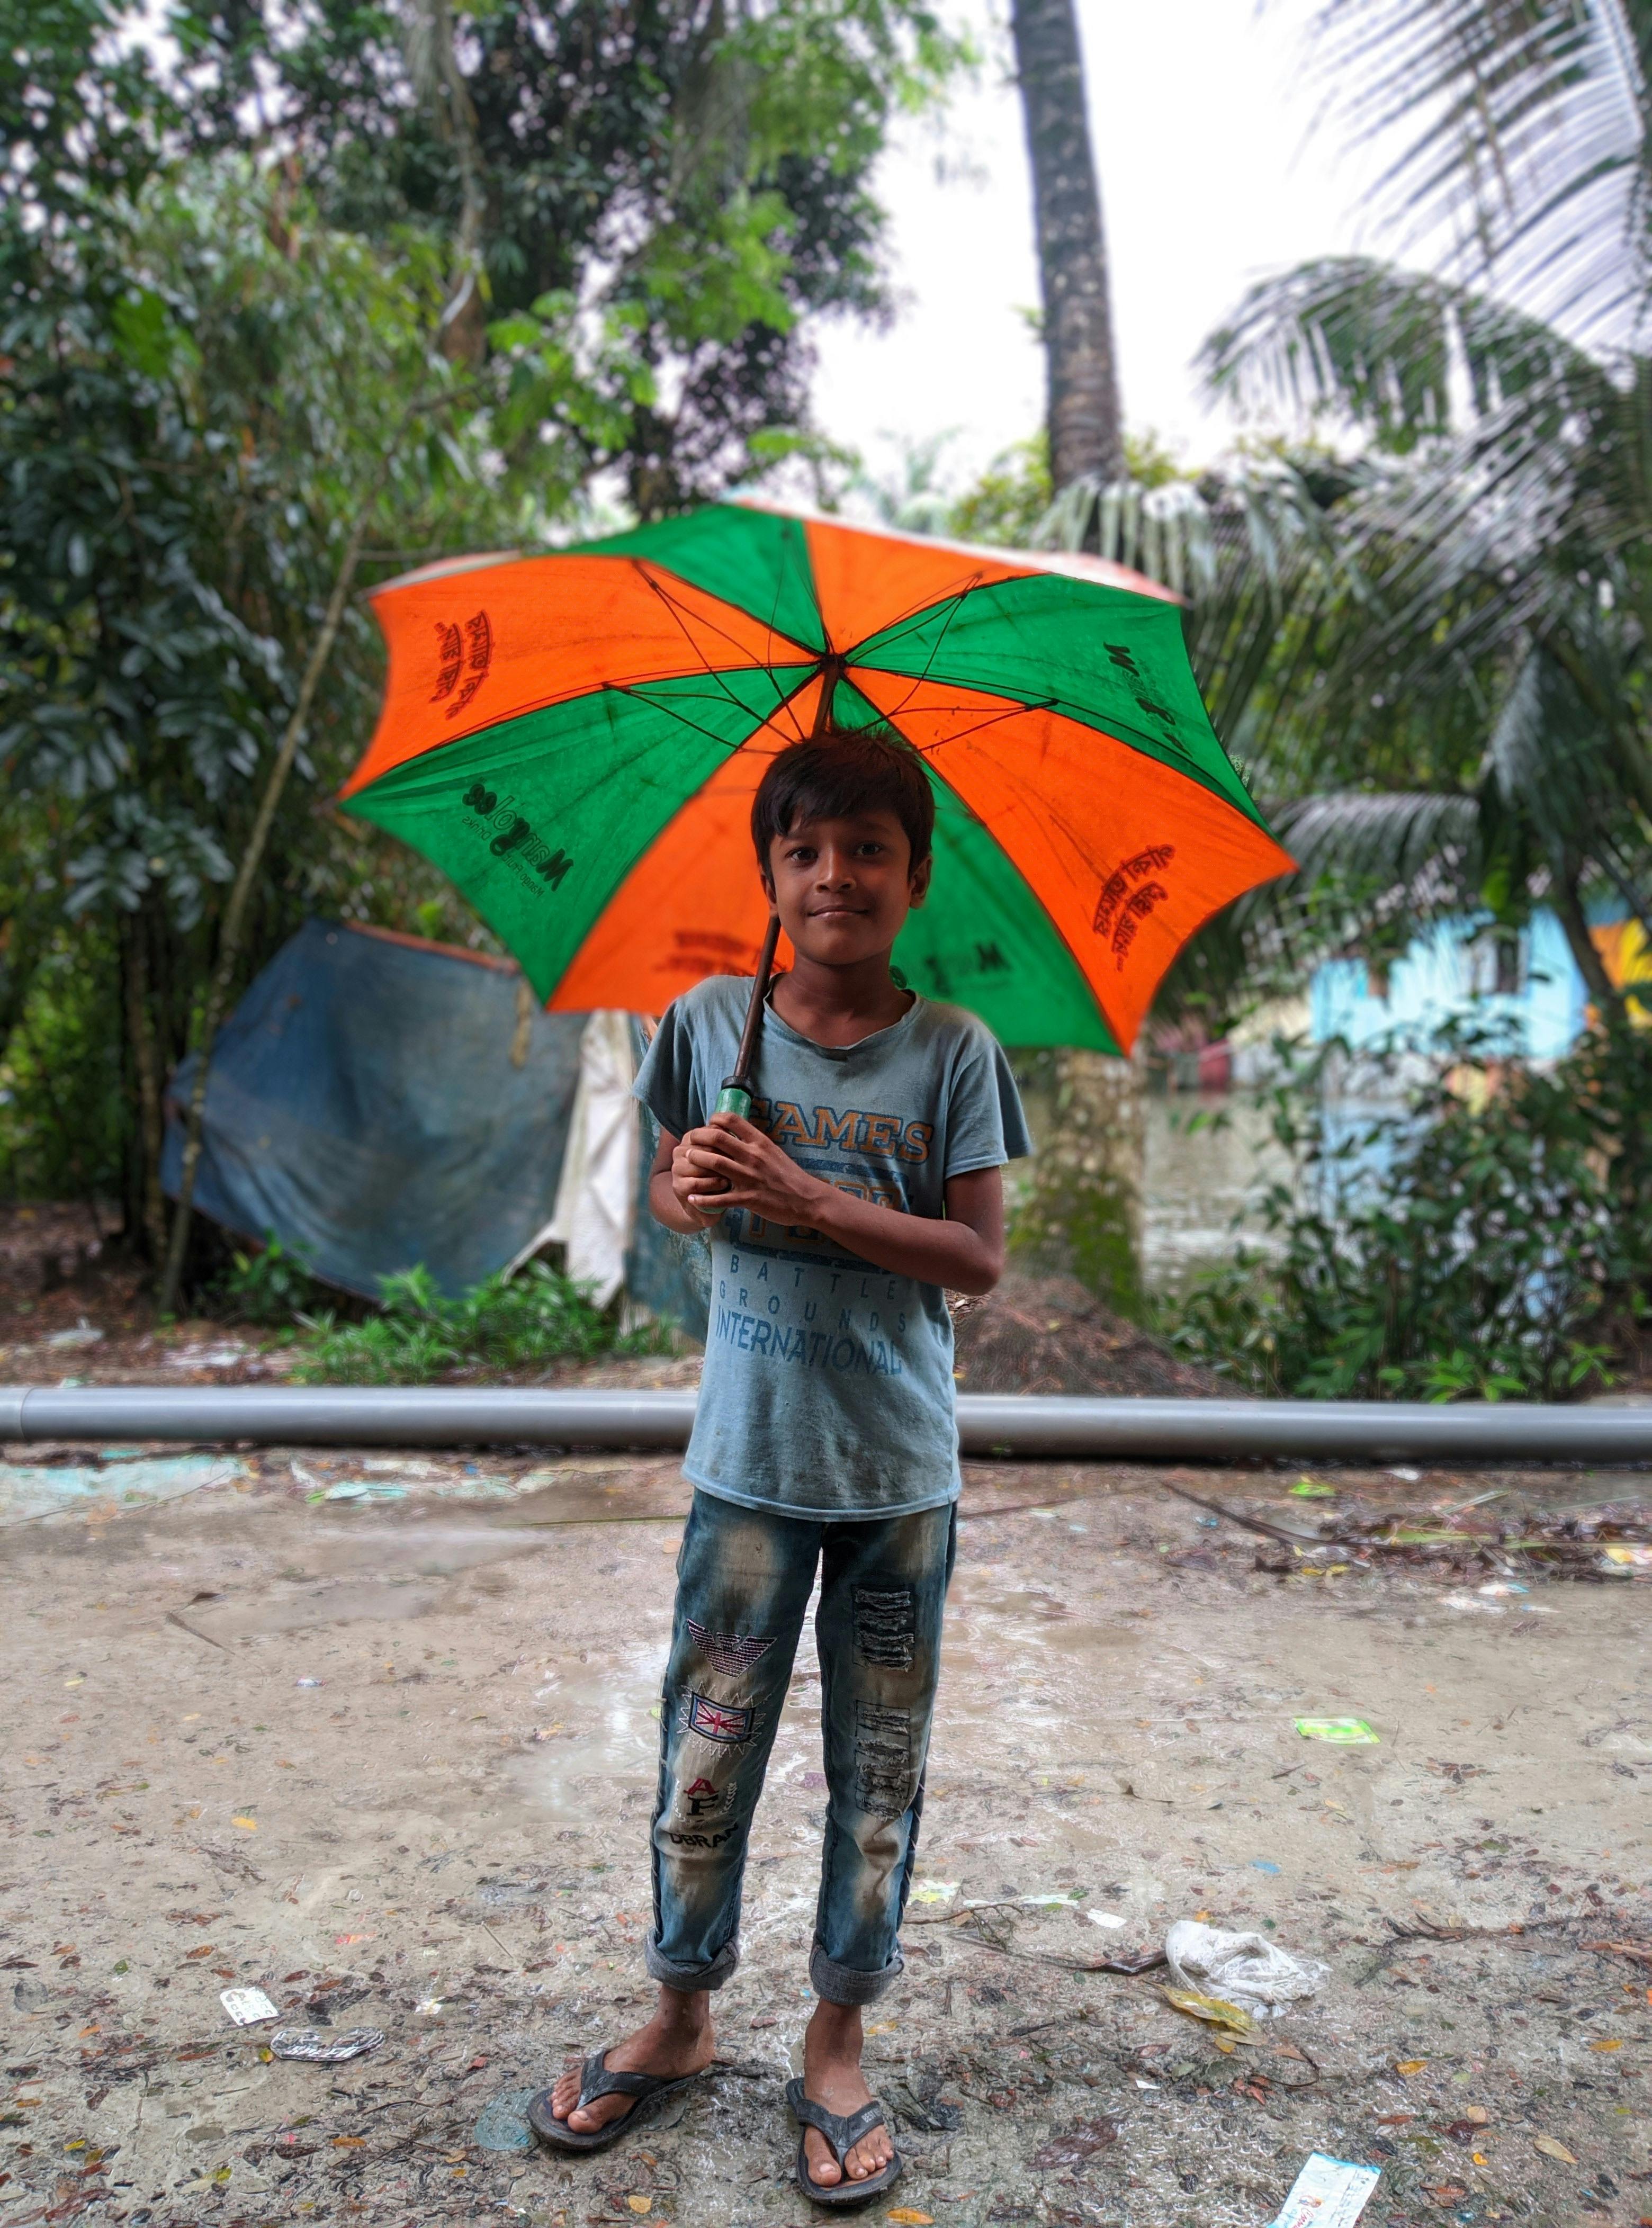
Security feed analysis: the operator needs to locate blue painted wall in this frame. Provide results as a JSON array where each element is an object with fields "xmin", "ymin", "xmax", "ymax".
[{"xmin": 1309, "ymin": 911, "xmax": 1588, "ymax": 1057}]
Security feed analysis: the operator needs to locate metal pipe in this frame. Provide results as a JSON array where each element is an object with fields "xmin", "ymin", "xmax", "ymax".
[{"xmin": 2, "ymin": 1385, "xmax": 1648, "ymax": 1463}]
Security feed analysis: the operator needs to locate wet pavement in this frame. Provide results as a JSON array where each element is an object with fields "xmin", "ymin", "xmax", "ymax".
[{"xmin": 2, "ymin": 1449, "xmax": 1650, "ymax": 2227}]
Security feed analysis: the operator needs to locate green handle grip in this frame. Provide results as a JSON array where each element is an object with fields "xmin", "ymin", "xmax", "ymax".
[{"xmin": 693, "ymin": 1078, "xmax": 753, "ymax": 1214}]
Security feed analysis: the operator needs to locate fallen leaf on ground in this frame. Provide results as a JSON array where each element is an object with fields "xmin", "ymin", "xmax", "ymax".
[
  {"xmin": 1030, "ymin": 2122, "xmax": 1118, "ymax": 2169},
  {"xmin": 887, "ymin": 2213, "xmax": 934, "ymax": 2225},
  {"xmin": 1533, "ymin": 2135, "xmax": 1578, "ymax": 2164},
  {"xmin": 231, "ymin": 1816, "xmax": 257, "ymax": 1830},
  {"xmin": 1395, "ymin": 2059, "xmax": 1428, "ymax": 2076},
  {"xmin": 625, "ymin": 2199, "xmax": 650, "ymax": 2215},
  {"xmin": 1587, "ymin": 2037, "xmax": 1622, "ymax": 2052},
  {"xmin": 1162, "ymin": 1987, "xmax": 1252, "ymax": 2033},
  {"xmin": 1584, "ymin": 1938, "xmax": 1652, "ymax": 1966}
]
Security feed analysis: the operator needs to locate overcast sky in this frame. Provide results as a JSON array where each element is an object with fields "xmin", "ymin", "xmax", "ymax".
[{"xmin": 811, "ymin": 0, "xmax": 1391, "ymax": 494}]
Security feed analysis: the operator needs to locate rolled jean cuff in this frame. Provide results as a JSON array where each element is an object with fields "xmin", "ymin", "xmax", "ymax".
[
  {"xmin": 644, "ymin": 1930, "xmax": 738, "ymax": 1993},
  {"xmin": 810, "ymin": 1940, "xmax": 903, "ymax": 2006}
]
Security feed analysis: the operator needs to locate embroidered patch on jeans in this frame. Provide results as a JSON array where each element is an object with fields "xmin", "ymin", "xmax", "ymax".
[
  {"xmin": 683, "ymin": 1692, "xmax": 755, "ymax": 1746},
  {"xmin": 687, "ymin": 1619, "xmax": 776, "ymax": 1678},
  {"xmin": 680, "ymin": 1774, "xmax": 734, "ymax": 1820},
  {"xmin": 854, "ymin": 1585, "xmax": 916, "ymax": 1671},
  {"xmin": 854, "ymin": 1700, "xmax": 913, "ymax": 1819}
]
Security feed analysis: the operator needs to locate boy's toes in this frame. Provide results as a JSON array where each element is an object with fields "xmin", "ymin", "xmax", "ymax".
[
  {"xmin": 846, "ymin": 2129, "xmax": 891, "ymax": 2179},
  {"xmin": 804, "ymin": 2130, "xmax": 844, "ymax": 2185}
]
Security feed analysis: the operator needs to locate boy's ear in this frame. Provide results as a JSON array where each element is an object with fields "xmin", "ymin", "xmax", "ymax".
[{"xmin": 909, "ymin": 852, "xmax": 932, "ymax": 908}]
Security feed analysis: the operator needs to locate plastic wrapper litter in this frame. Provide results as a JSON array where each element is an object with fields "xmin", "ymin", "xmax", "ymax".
[
  {"xmin": 270, "ymin": 2025, "xmax": 385, "ymax": 2063},
  {"xmin": 1165, "ymin": 1920, "xmax": 1327, "ymax": 2016}
]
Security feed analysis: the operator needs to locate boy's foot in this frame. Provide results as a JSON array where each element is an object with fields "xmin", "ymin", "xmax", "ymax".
[
  {"xmin": 798, "ymin": 2002, "xmax": 895, "ymax": 2188},
  {"xmin": 546, "ymin": 1994, "xmax": 716, "ymax": 2137}
]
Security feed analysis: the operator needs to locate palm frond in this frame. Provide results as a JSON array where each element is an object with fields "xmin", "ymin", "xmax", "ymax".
[
  {"xmin": 1297, "ymin": 0, "xmax": 1652, "ymax": 343},
  {"xmin": 1202, "ymin": 256, "xmax": 1608, "ymax": 441},
  {"xmin": 1037, "ymin": 476, "xmax": 1217, "ymax": 599},
  {"xmin": 1278, "ymin": 788, "xmax": 1481, "ymax": 892}
]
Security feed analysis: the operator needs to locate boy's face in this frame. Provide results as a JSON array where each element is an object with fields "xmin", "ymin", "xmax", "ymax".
[{"xmin": 764, "ymin": 807, "xmax": 930, "ymax": 971}]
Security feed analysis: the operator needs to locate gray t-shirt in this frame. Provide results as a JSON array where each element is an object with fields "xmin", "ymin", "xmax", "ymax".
[{"xmin": 633, "ymin": 975, "xmax": 1032, "ymax": 1520}]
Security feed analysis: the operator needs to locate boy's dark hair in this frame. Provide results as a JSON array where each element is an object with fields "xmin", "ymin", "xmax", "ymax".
[{"xmin": 751, "ymin": 727, "xmax": 935, "ymax": 876}]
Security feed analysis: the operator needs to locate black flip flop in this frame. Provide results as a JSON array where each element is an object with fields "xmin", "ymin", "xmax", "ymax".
[
  {"xmin": 785, "ymin": 2076, "xmax": 903, "ymax": 2207},
  {"xmin": 527, "ymin": 2049, "xmax": 706, "ymax": 2155}
]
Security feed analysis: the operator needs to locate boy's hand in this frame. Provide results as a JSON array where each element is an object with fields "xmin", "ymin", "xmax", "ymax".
[{"xmin": 674, "ymin": 1112, "xmax": 826, "ymax": 1224}]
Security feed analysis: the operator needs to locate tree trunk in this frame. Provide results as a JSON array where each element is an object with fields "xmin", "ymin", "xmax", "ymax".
[
  {"xmin": 122, "ymin": 918, "xmax": 168, "ymax": 1265},
  {"xmin": 1009, "ymin": 0, "xmax": 1143, "ymax": 1310},
  {"xmin": 1010, "ymin": 0, "xmax": 1124, "ymax": 492},
  {"xmin": 1551, "ymin": 865, "xmax": 1624, "ymax": 1025}
]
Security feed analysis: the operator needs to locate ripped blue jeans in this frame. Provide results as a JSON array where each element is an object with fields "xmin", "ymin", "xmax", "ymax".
[{"xmin": 645, "ymin": 1488, "xmax": 956, "ymax": 2007}]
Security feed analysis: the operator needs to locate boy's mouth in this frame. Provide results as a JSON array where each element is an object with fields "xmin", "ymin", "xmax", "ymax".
[{"xmin": 808, "ymin": 904, "xmax": 869, "ymax": 920}]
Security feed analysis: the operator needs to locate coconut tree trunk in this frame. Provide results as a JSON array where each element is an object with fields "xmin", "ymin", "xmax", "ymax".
[
  {"xmin": 1010, "ymin": 0, "xmax": 1144, "ymax": 1312},
  {"xmin": 1010, "ymin": 0, "xmax": 1124, "ymax": 492}
]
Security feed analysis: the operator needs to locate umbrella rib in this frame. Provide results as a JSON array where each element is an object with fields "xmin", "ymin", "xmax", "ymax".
[
  {"xmin": 845, "ymin": 567, "xmax": 1006, "ymax": 661},
  {"xmin": 633, "ymin": 562, "xmax": 812, "ymax": 725},
  {"xmin": 608, "ymin": 666, "xmax": 819, "ymax": 757},
  {"xmin": 857, "ymin": 588, "xmax": 999, "ymax": 729},
  {"xmin": 854, "ymin": 679, "xmax": 1060, "ymax": 758}
]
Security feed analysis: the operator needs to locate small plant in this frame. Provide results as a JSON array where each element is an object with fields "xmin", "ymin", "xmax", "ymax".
[
  {"xmin": 293, "ymin": 1260, "xmax": 671, "ymax": 1384},
  {"xmin": 1162, "ymin": 1018, "xmax": 1652, "ymax": 1402},
  {"xmin": 213, "ymin": 1233, "xmax": 321, "ymax": 1325}
]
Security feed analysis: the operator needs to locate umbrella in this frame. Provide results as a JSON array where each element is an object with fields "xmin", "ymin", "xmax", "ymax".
[{"xmin": 342, "ymin": 502, "xmax": 1293, "ymax": 1055}]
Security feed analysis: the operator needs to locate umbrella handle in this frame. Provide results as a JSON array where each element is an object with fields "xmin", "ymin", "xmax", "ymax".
[
  {"xmin": 715, "ymin": 912, "xmax": 782, "ymax": 1116},
  {"xmin": 694, "ymin": 915, "xmax": 781, "ymax": 1210}
]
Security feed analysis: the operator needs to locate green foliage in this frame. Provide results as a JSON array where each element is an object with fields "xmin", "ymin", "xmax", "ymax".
[
  {"xmin": 172, "ymin": 0, "xmax": 967, "ymax": 515},
  {"xmin": 1, "ymin": 159, "xmax": 522, "ymax": 1248},
  {"xmin": 293, "ymin": 1262, "xmax": 671, "ymax": 1385},
  {"xmin": 1165, "ymin": 1022, "xmax": 1652, "ymax": 1400},
  {"xmin": 1187, "ymin": 24, "xmax": 1652, "ymax": 1028},
  {"xmin": 879, "ymin": 426, "xmax": 1189, "ymax": 555},
  {"xmin": 0, "ymin": 930, "xmax": 125, "ymax": 1202},
  {"xmin": 947, "ymin": 436, "xmax": 1052, "ymax": 549},
  {"xmin": 213, "ymin": 1234, "xmax": 322, "ymax": 1326}
]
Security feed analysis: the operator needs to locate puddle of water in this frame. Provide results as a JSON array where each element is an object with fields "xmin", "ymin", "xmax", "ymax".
[
  {"xmin": 512, "ymin": 1641, "xmax": 668, "ymax": 1821},
  {"xmin": 0, "ymin": 1454, "xmax": 247, "ymax": 1526},
  {"xmin": 505, "ymin": 1569, "xmax": 1169, "ymax": 1828},
  {"xmin": 185, "ymin": 1580, "xmax": 446, "ymax": 1641},
  {"xmin": 302, "ymin": 1522, "xmax": 549, "ymax": 1580},
  {"xmin": 940, "ymin": 1582, "xmax": 1155, "ymax": 1754}
]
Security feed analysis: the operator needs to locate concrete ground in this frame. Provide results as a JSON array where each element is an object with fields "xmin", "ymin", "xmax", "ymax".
[{"xmin": 2, "ymin": 1449, "xmax": 1649, "ymax": 2228}]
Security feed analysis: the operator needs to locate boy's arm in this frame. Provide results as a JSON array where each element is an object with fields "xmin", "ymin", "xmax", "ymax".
[{"xmin": 670, "ymin": 1113, "xmax": 1006, "ymax": 1295}]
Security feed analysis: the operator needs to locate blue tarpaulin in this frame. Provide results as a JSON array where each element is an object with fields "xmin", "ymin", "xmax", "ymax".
[{"xmin": 160, "ymin": 918, "xmax": 703, "ymax": 1318}]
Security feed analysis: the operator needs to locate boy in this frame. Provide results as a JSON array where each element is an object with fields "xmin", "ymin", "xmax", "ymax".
[{"xmin": 531, "ymin": 728, "xmax": 1029, "ymax": 2203}]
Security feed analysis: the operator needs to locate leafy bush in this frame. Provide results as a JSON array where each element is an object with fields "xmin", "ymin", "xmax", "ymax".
[
  {"xmin": 293, "ymin": 1262, "xmax": 671, "ymax": 1385},
  {"xmin": 1164, "ymin": 1021, "xmax": 1652, "ymax": 1402},
  {"xmin": 213, "ymin": 1233, "xmax": 322, "ymax": 1325}
]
